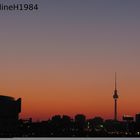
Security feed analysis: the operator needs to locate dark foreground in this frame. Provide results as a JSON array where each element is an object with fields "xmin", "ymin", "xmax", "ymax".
[{"xmin": 0, "ymin": 115, "xmax": 140, "ymax": 137}]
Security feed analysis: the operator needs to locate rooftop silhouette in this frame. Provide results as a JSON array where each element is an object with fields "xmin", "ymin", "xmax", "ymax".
[{"xmin": 0, "ymin": 95, "xmax": 140, "ymax": 137}]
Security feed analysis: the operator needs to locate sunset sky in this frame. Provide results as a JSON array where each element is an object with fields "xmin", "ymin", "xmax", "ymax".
[{"xmin": 0, "ymin": 0, "xmax": 140, "ymax": 121}]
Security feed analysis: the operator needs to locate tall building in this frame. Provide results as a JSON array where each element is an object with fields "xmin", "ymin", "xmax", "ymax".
[
  {"xmin": 0, "ymin": 95, "xmax": 21, "ymax": 134},
  {"xmin": 113, "ymin": 73, "xmax": 119, "ymax": 121},
  {"xmin": 0, "ymin": 95, "xmax": 21, "ymax": 120},
  {"xmin": 135, "ymin": 113, "xmax": 140, "ymax": 123}
]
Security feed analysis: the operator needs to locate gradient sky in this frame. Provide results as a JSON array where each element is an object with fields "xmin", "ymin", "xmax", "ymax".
[{"xmin": 0, "ymin": 0, "xmax": 140, "ymax": 121}]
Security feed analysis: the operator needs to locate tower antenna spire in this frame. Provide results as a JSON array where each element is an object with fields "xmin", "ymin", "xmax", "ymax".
[{"xmin": 115, "ymin": 72, "xmax": 117, "ymax": 90}]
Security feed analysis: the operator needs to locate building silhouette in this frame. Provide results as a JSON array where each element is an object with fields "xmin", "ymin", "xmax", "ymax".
[
  {"xmin": 113, "ymin": 72, "xmax": 119, "ymax": 121},
  {"xmin": 0, "ymin": 83, "xmax": 140, "ymax": 137},
  {"xmin": 123, "ymin": 115, "xmax": 134, "ymax": 122},
  {"xmin": 0, "ymin": 95, "xmax": 21, "ymax": 136},
  {"xmin": 136, "ymin": 113, "xmax": 140, "ymax": 123}
]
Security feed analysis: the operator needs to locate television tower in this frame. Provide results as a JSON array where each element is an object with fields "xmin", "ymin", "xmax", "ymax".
[{"xmin": 113, "ymin": 72, "xmax": 119, "ymax": 121}]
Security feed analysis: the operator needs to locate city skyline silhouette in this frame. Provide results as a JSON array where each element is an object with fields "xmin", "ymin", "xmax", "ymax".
[
  {"xmin": 0, "ymin": 72, "xmax": 139, "ymax": 123},
  {"xmin": 0, "ymin": 94, "xmax": 140, "ymax": 137},
  {"xmin": 0, "ymin": 72, "xmax": 140, "ymax": 121}
]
